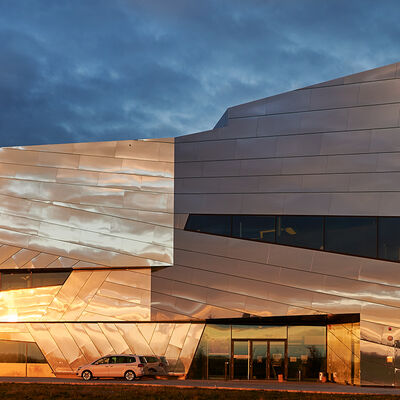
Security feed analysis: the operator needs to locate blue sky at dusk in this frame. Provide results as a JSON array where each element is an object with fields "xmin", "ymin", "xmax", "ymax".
[{"xmin": 0, "ymin": 0, "xmax": 399, "ymax": 146}]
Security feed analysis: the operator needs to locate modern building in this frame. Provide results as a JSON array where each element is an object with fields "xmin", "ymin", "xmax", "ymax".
[{"xmin": 0, "ymin": 62, "xmax": 400, "ymax": 385}]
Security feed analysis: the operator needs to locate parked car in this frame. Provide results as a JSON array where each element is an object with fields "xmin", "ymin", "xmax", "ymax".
[
  {"xmin": 159, "ymin": 356, "xmax": 169, "ymax": 374},
  {"xmin": 143, "ymin": 355, "xmax": 168, "ymax": 376},
  {"xmin": 76, "ymin": 354, "xmax": 146, "ymax": 381}
]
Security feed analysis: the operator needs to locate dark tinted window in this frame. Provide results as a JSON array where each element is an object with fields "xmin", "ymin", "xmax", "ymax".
[
  {"xmin": 232, "ymin": 215, "xmax": 275, "ymax": 242},
  {"xmin": 31, "ymin": 272, "xmax": 70, "ymax": 288},
  {"xmin": 1, "ymin": 271, "xmax": 71, "ymax": 291},
  {"xmin": 0, "ymin": 340, "xmax": 26, "ymax": 363},
  {"xmin": 379, "ymin": 217, "xmax": 400, "ymax": 261},
  {"xmin": 185, "ymin": 215, "xmax": 231, "ymax": 236},
  {"xmin": 126, "ymin": 356, "xmax": 136, "ymax": 363},
  {"xmin": 27, "ymin": 343, "xmax": 46, "ymax": 363},
  {"xmin": 139, "ymin": 356, "xmax": 147, "ymax": 363},
  {"xmin": 1, "ymin": 273, "xmax": 30, "ymax": 290},
  {"xmin": 325, "ymin": 217, "xmax": 377, "ymax": 258},
  {"xmin": 276, "ymin": 216, "xmax": 324, "ymax": 250}
]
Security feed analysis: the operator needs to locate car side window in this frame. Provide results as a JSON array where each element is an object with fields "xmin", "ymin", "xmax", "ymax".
[
  {"xmin": 93, "ymin": 357, "xmax": 109, "ymax": 365},
  {"xmin": 139, "ymin": 356, "xmax": 147, "ymax": 363},
  {"xmin": 109, "ymin": 356, "xmax": 117, "ymax": 364},
  {"xmin": 126, "ymin": 356, "xmax": 136, "ymax": 363},
  {"xmin": 116, "ymin": 356, "xmax": 127, "ymax": 363}
]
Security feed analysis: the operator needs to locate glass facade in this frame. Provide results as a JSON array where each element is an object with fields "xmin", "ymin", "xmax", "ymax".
[
  {"xmin": 287, "ymin": 326, "xmax": 326, "ymax": 380},
  {"xmin": 185, "ymin": 214, "xmax": 397, "ymax": 261},
  {"xmin": 325, "ymin": 217, "xmax": 377, "ymax": 258},
  {"xmin": 232, "ymin": 216, "xmax": 275, "ymax": 242},
  {"xmin": 277, "ymin": 216, "xmax": 323, "ymax": 250},
  {"xmin": 378, "ymin": 217, "xmax": 400, "ymax": 261},
  {"xmin": 185, "ymin": 215, "xmax": 231, "ymax": 236},
  {"xmin": 1, "ymin": 271, "xmax": 70, "ymax": 291},
  {"xmin": 188, "ymin": 323, "xmax": 327, "ymax": 381}
]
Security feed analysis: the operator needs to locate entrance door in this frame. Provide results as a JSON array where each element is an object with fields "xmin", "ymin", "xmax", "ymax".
[
  {"xmin": 232, "ymin": 340, "xmax": 287, "ymax": 380},
  {"xmin": 269, "ymin": 341, "xmax": 285, "ymax": 379},
  {"xmin": 251, "ymin": 341, "xmax": 268, "ymax": 379},
  {"xmin": 232, "ymin": 341, "xmax": 249, "ymax": 379}
]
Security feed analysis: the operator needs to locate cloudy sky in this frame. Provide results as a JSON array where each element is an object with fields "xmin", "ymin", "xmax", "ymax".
[{"xmin": 0, "ymin": 0, "xmax": 399, "ymax": 146}]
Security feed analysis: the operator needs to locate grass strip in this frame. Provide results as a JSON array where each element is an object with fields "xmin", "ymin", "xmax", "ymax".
[{"xmin": 1, "ymin": 383, "xmax": 400, "ymax": 400}]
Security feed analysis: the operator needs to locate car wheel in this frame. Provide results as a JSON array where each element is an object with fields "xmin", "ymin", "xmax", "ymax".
[
  {"xmin": 124, "ymin": 370, "xmax": 136, "ymax": 381},
  {"xmin": 82, "ymin": 370, "xmax": 93, "ymax": 381}
]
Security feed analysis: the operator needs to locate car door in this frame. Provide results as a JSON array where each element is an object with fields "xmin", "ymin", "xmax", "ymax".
[
  {"xmin": 91, "ymin": 357, "xmax": 111, "ymax": 377},
  {"xmin": 107, "ymin": 356, "xmax": 122, "ymax": 377}
]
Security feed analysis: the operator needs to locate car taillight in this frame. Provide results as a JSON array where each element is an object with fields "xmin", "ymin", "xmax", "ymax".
[{"xmin": 138, "ymin": 363, "xmax": 144, "ymax": 367}]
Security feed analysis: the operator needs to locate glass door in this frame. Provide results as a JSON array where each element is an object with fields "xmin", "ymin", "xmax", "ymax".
[
  {"xmin": 232, "ymin": 341, "xmax": 249, "ymax": 379},
  {"xmin": 269, "ymin": 341, "xmax": 285, "ymax": 379},
  {"xmin": 251, "ymin": 341, "xmax": 268, "ymax": 379}
]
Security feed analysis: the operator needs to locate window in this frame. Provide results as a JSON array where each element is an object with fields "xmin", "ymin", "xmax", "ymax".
[
  {"xmin": 0, "ymin": 270, "xmax": 70, "ymax": 291},
  {"xmin": 126, "ymin": 356, "xmax": 136, "ymax": 363},
  {"xmin": 0, "ymin": 341, "xmax": 47, "ymax": 364},
  {"xmin": 185, "ymin": 215, "xmax": 231, "ymax": 236},
  {"xmin": 277, "ymin": 216, "xmax": 324, "ymax": 250},
  {"xmin": 232, "ymin": 215, "xmax": 275, "ymax": 242},
  {"xmin": 27, "ymin": 343, "xmax": 47, "ymax": 364},
  {"xmin": 184, "ymin": 214, "xmax": 400, "ymax": 263},
  {"xmin": 94, "ymin": 357, "xmax": 109, "ymax": 365},
  {"xmin": 378, "ymin": 217, "xmax": 400, "ymax": 261},
  {"xmin": 325, "ymin": 217, "xmax": 377, "ymax": 258}
]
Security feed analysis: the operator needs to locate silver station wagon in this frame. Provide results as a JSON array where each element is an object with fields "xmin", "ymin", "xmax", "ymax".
[{"xmin": 76, "ymin": 354, "xmax": 147, "ymax": 381}]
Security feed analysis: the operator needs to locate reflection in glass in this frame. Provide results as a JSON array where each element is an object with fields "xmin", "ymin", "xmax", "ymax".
[
  {"xmin": 1, "ymin": 274, "xmax": 30, "ymax": 291},
  {"xmin": 277, "ymin": 216, "xmax": 324, "ymax": 250},
  {"xmin": 378, "ymin": 217, "xmax": 400, "ymax": 261},
  {"xmin": 325, "ymin": 217, "xmax": 377, "ymax": 258},
  {"xmin": 327, "ymin": 323, "xmax": 360, "ymax": 385},
  {"xmin": 0, "ymin": 340, "xmax": 26, "ymax": 363},
  {"xmin": 1, "ymin": 271, "xmax": 71, "ymax": 291},
  {"xmin": 269, "ymin": 341, "xmax": 285, "ymax": 379},
  {"xmin": 31, "ymin": 272, "xmax": 70, "ymax": 288},
  {"xmin": 185, "ymin": 215, "xmax": 231, "ymax": 236},
  {"xmin": 251, "ymin": 341, "xmax": 267, "ymax": 379},
  {"xmin": 187, "ymin": 325, "xmax": 230, "ymax": 379},
  {"xmin": 287, "ymin": 326, "xmax": 326, "ymax": 380},
  {"xmin": 233, "ymin": 341, "xmax": 249, "ymax": 379},
  {"xmin": 27, "ymin": 343, "xmax": 46, "ymax": 364},
  {"xmin": 232, "ymin": 325, "xmax": 286, "ymax": 340},
  {"xmin": 232, "ymin": 216, "xmax": 275, "ymax": 242}
]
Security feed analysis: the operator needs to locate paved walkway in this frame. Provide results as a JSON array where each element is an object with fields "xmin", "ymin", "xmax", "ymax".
[{"xmin": 1, "ymin": 377, "xmax": 400, "ymax": 395}]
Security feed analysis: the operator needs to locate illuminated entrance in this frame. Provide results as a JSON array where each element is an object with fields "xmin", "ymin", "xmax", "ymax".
[{"xmin": 232, "ymin": 339, "xmax": 287, "ymax": 380}]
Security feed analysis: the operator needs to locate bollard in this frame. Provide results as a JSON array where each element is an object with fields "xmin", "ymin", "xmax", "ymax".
[
  {"xmin": 224, "ymin": 361, "xmax": 229, "ymax": 380},
  {"xmin": 278, "ymin": 374, "xmax": 284, "ymax": 382}
]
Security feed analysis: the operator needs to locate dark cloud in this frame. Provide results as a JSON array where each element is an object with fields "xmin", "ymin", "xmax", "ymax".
[{"xmin": 0, "ymin": 0, "xmax": 399, "ymax": 146}]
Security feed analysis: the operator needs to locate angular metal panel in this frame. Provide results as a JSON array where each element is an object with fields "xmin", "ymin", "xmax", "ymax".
[
  {"xmin": 65, "ymin": 323, "xmax": 101, "ymax": 362},
  {"xmin": 299, "ymin": 108, "xmax": 348, "ymax": 133},
  {"xmin": 98, "ymin": 323, "xmax": 130, "ymax": 354},
  {"xmin": 81, "ymin": 323, "xmax": 114, "ymax": 357},
  {"xmin": 276, "ymin": 134, "xmax": 322, "ymax": 157},
  {"xmin": 115, "ymin": 323, "xmax": 152, "ymax": 355},
  {"xmin": 320, "ymin": 130, "xmax": 371, "ymax": 155},
  {"xmin": 348, "ymin": 104, "xmax": 400, "ymax": 130},
  {"xmin": 310, "ymin": 84, "xmax": 359, "ymax": 109}
]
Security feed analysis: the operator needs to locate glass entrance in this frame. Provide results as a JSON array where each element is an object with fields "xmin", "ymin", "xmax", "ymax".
[
  {"xmin": 251, "ymin": 341, "xmax": 268, "ymax": 379},
  {"xmin": 269, "ymin": 341, "xmax": 285, "ymax": 379},
  {"xmin": 233, "ymin": 341, "xmax": 249, "ymax": 379},
  {"xmin": 232, "ymin": 339, "xmax": 287, "ymax": 380}
]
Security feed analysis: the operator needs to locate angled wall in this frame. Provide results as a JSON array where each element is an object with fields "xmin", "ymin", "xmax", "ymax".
[{"xmin": 150, "ymin": 62, "xmax": 400, "ymax": 385}]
